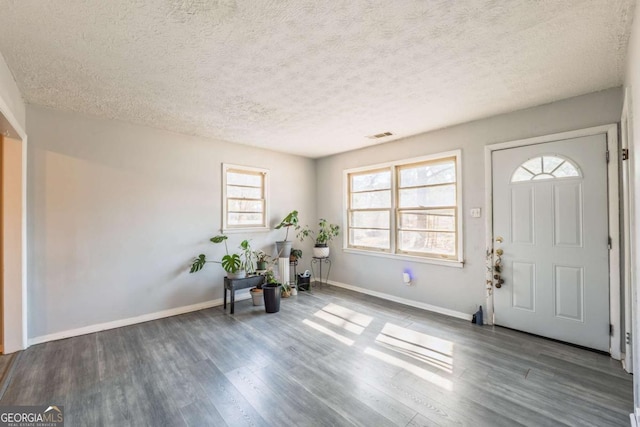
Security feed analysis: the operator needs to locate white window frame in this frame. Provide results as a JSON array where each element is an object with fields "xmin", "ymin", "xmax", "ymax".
[
  {"xmin": 343, "ymin": 150, "xmax": 463, "ymax": 268},
  {"xmin": 222, "ymin": 163, "xmax": 270, "ymax": 233}
]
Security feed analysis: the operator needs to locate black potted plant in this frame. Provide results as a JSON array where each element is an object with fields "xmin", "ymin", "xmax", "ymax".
[
  {"xmin": 297, "ymin": 218, "xmax": 340, "ymax": 258},
  {"xmin": 274, "ymin": 210, "xmax": 299, "ymax": 258},
  {"xmin": 262, "ymin": 269, "xmax": 282, "ymax": 313}
]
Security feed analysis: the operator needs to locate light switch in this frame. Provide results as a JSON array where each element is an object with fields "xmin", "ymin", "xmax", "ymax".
[{"xmin": 470, "ymin": 208, "xmax": 481, "ymax": 218}]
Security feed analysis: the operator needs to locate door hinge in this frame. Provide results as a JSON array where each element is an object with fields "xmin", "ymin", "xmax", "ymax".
[
  {"xmin": 622, "ymin": 148, "xmax": 629, "ymax": 161},
  {"xmin": 610, "ymin": 324, "xmax": 614, "ymax": 336},
  {"xmin": 608, "ymin": 236, "xmax": 612, "ymax": 250},
  {"xmin": 626, "ymin": 331, "xmax": 631, "ymax": 345},
  {"xmin": 606, "ymin": 150, "xmax": 610, "ymax": 163}
]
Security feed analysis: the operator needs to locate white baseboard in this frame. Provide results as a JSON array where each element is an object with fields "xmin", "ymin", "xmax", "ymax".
[
  {"xmin": 28, "ymin": 292, "xmax": 251, "ymax": 346},
  {"xmin": 630, "ymin": 412, "xmax": 639, "ymax": 427},
  {"xmin": 327, "ymin": 280, "xmax": 473, "ymax": 321},
  {"xmin": 28, "ymin": 282, "xmax": 472, "ymax": 346}
]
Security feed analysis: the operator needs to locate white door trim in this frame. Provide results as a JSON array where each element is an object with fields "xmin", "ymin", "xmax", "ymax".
[
  {"xmin": 0, "ymin": 94, "xmax": 27, "ymax": 354},
  {"xmin": 484, "ymin": 124, "xmax": 621, "ymax": 359},
  {"xmin": 622, "ymin": 88, "xmax": 635, "ymax": 372}
]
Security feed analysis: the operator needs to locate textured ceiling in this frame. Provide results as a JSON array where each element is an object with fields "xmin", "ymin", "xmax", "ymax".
[{"xmin": 0, "ymin": 0, "xmax": 635, "ymax": 158}]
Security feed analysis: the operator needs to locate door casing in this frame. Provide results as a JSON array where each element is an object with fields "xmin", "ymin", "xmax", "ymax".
[
  {"xmin": 484, "ymin": 124, "xmax": 621, "ymax": 359},
  {"xmin": 0, "ymin": 103, "xmax": 27, "ymax": 354}
]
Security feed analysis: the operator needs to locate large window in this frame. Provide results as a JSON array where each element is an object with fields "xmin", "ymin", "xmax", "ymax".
[
  {"xmin": 345, "ymin": 151, "xmax": 462, "ymax": 263},
  {"xmin": 222, "ymin": 164, "xmax": 269, "ymax": 232}
]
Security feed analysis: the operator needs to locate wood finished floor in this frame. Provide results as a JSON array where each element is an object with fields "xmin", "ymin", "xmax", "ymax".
[{"xmin": 1, "ymin": 285, "xmax": 633, "ymax": 426}]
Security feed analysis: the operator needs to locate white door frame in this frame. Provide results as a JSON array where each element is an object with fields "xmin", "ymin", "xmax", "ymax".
[
  {"xmin": 621, "ymin": 87, "xmax": 635, "ymax": 373},
  {"xmin": 0, "ymin": 93, "xmax": 27, "ymax": 353},
  {"xmin": 484, "ymin": 124, "xmax": 621, "ymax": 359}
]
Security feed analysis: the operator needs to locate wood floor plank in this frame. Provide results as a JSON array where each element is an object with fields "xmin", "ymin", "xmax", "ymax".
[
  {"xmin": 227, "ymin": 365, "xmax": 349, "ymax": 426},
  {"xmin": 186, "ymin": 358, "xmax": 269, "ymax": 427},
  {"xmin": 180, "ymin": 398, "xmax": 228, "ymax": 427},
  {"xmin": 0, "ymin": 285, "xmax": 632, "ymax": 426}
]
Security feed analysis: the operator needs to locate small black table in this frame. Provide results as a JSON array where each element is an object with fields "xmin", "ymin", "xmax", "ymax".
[{"xmin": 224, "ymin": 275, "xmax": 265, "ymax": 314}]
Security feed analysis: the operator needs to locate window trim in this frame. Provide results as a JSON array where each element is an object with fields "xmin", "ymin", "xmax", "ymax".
[
  {"xmin": 222, "ymin": 163, "xmax": 270, "ymax": 233},
  {"xmin": 343, "ymin": 150, "xmax": 463, "ymax": 267}
]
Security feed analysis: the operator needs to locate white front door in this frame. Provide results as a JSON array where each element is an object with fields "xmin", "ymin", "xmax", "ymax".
[{"xmin": 492, "ymin": 134, "xmax": 610, "ymax": 351}]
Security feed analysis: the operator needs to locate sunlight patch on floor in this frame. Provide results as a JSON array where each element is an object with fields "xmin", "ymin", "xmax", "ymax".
[
  {"xmin": 364, "ymin": 347, "xmax": 453, "ymax": 391},
  {"xmin": 302, "ymin": 319, "xmax": 355, "ymax": 346},
  {"xmin": 375, "ymin": 323, "xmax": 454, "ymax": 373},
  {"xmin": 321, "ymin": 303, "xmax": 373, "ymax": 327},
  {"xmin": 313, "ymin": 309, "xmax": 365, "ymax": 335}
]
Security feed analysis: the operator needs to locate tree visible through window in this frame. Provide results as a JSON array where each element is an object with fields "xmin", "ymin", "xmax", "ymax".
[
  {"xmin": 223, "ymin": 164, "xmax": 268, "ymax": 231},
  {"xmin": 346, "ymin": 152, "xmax": 461, "ymax": 261}
]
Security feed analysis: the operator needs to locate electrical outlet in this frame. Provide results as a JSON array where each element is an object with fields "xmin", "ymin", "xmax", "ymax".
[{"xmin": 470, "ymin": 208, "xmax": 481, "ymax": 218}]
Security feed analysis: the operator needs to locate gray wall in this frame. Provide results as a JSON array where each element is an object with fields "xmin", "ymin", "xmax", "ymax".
[
  {"xmin": 26, "ymin": 105, "xmax": 317, "ymax": 339},
  {"xmin": 316, "ymin": 87, "xmax": 623, "ymax": 316}
]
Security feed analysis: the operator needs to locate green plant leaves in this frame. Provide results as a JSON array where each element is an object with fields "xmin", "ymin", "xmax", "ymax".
[
  {"xmin": 221, "ymin": 253, "xmax": 241, "ymax": 273},
  {"xmin": 275, "ymin": 210, "xmax": 299, "ymax": 229},
  {"xmin": 210, "ymin": 235, "xmax": 228, "ymax": 244},
  {"xmin": 190, "ymin": 254, "xmax": 207, "ymax": 273}
]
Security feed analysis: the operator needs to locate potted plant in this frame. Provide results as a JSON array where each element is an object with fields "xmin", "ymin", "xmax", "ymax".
[
  {"xmin": 250, "ymin": 282, "xmax": 264, "ymax": 306},
  {"xmin": 240, "ymin": 239, "xmax": 256, "ymax": 275},
  {"xmin": 255, "ymin": 250, "xmax": 270, "ymax": 271},
  {"xmin": 281, "ymin": 281, "xmax": 292, "ymax": 298},
  {"xmin": 274, "ymin": 210, "xmax": 299, "ymax": 258},
  {"xmin": 289, "ymin": 248, "xmax": 302, "ymax": 263},
  {"xmin": 297, "ymin": 218, "xmax": 340, "ymax": 258},
  {"xmin": 263, "ymin": 268, "xmax": 281, "ymax": 313},
  {"xmin": 189, "ymin": 235, "xmax": 247, "ymax": 279}
]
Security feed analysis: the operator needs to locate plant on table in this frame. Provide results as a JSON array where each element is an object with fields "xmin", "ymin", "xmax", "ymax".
[
  {"xmin": 297, "ymin": 218, "xmax": 340, "ymax": 258},
  {"xmin": 255, "ymin": 250, "xmax": 270, "ymax": 271},
  {"xmin": 189, "ymin": 235, "xmax": 252, "ymax": 279}
]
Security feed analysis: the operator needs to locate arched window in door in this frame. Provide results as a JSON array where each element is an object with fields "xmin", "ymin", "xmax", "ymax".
[{"xmin": 511, "ymin": 155, "xmax": 581, "ymax": 183}]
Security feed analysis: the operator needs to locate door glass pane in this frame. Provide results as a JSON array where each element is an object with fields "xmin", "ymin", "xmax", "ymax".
[
  {"xmin": 351, "ymin": 170, "xmax": 391, "ymax": 192},
  {"xmin": 350, "ymin": 228, "xmax": 390, "ymax": 249},
  {"xmin": 398, "ymin": 185, "xmax": 455, "ymax": 208},
  {"xmin": 399, "ymin": 161, "xmax": 455, "ymax": 187},
  {"xmin": 399, "ymin": 209, "xmax": 455, "ymax": 231},
  {"xmin": 350, "ymin": 210, "xmax": 390, "ymax": 228},
  {"xmin": 352, "ymin": 190, "xmax": 391, "ymax": 209},
  {"xmin": 554, "ymin": 161, "xmax": 580, "ymax": 178},
  {"xmin": 512, "ymin": 167, "xmax": 534, "ymax": 182},
  {"xmin": 522, "ymin": 158, "xmax": 543, "ymax": 174},
  {"xmin": 511, "ymin": 156, "xmax": 581, "ymax": 182},
  {"xmin": 398, "ymin": 231, "xmax": 455, "ymax": 256},
  {"xmin": 532, "ymin": 173, "xmax": 554, "ymax": 181},
  {"xmin": 543, "ymin": 156, "xmax": 564, "ymax": 173}
]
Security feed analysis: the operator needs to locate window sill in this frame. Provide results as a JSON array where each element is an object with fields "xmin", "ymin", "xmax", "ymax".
[
  {"xmin": 221, "ymin": 227, "xmax": 271, "ymax": 234},
  {"xmin": 343, "ymin": 248, "xmax": 464, "ymax": 268}
]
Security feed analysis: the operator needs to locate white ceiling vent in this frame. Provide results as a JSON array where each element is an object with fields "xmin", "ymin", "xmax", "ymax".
[{"xmin": 367, "ymin": 131, "xmax": 393, "ymax": 139}]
